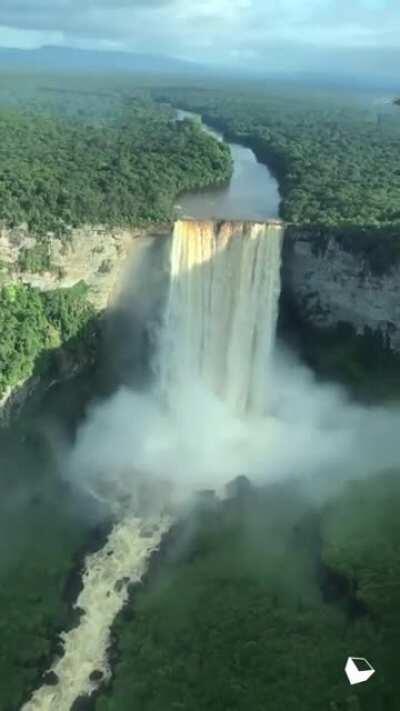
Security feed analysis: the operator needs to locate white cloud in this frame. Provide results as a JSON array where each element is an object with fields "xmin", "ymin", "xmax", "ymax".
[
  {"xmin": 0, "ymin": 0, "xmax": 399, "ymax": 70},
  {"xmin": 0, "ymin": 25, "xmax": 62, "ymax": 48}
]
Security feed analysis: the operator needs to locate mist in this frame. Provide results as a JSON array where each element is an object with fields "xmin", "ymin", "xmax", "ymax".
[
  {"xmin": 66, "ymin": 343, "xmax": 400, "ymax": 513},
  {"xmin": 66, "ymin": 225, "xmax": 400, "ymax": 517}
]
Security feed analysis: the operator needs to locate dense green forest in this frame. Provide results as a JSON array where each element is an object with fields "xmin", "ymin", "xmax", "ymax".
[
  {"xmin": 152, "ymin": 85, "xmax": 400, "ymax": 227},
  {"xmin": 95, "ymin": 471, "xmax": 400, "ymax": 711},
  {"xmin": 0, "ymin": 77, "xmax": 232, "ymax": 393},
  {"xmin": 0, "ymin": 98, "xmax": 232, "ymax": 236},
  {"xmin": 0, "ymin": 468, "xmax": 103, "ymax": 710},
  {"xmin": 2, "ymin": 74, "xmax": 399, "ymax": 232},
  {"xmin": 0, "ymin": 74, "xmax": 399, "ymax": 711},
  {"xmin": 0, "ymin": 387, "xmax": 109, "ymax": 711},
  {"xmin": 0, "ymin": 281, "xmax": 96, "ymax": 398}
]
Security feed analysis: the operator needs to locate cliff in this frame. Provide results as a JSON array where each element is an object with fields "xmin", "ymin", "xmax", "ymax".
[
  {"xmin": 0, "ymin": 224, "xmax": 148, "ymax": 310},
  {"xmin": 282, "ymin": 225, "xmax": 400, "ymax": 353},
  {"xmin": 2, "ymin": 218, "xmax": 400, "ymax": 420},
  {"xmin": 0, "ymin": 224, "xmax": 150, "ymax": 422}
]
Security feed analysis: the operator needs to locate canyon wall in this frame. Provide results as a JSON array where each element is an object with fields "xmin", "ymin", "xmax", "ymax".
[
  {"xmin": 0, "ymin": 224, "xmax": 157, "ymax": 422},
  {"xmin": 2, "ymin": 219, "xmax": 400, "ymax": 420},
  {"xmin": 0, "ymin": 223, "xmax": 148, "ymax": 310},
  {"xmin": 282, "ymin": 225, "xmax": 400, "ymax": 353}
]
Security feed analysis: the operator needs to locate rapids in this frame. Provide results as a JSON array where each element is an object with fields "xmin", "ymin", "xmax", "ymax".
[{"xmin": 22, "ymin": 516, "xmax": 171, "ymax": 711}]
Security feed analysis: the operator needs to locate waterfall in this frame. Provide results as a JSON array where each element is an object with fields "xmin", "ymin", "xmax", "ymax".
[
  {"xmin": 23, "ymin": 219, "xmax": 284, "ymax": 711},
  {"xmin": 157, "ymin": 219, "xmax": 283, "ymax": 417}
]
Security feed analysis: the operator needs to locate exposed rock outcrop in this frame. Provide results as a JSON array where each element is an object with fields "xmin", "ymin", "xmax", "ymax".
[
  {"xmin": 0, "ymin": 223, "xmax": 147, "ymax": 310},
  {"xmin": 0, "ymin": 223, "xmax": 156, "ymax": 422},
  {"xmin": 283, "ymin": 226, "xmax": 400, "ymax": 353},
  {"xmin": 2, "ymin": 219, "xmax": 399, "ymax": 421}
]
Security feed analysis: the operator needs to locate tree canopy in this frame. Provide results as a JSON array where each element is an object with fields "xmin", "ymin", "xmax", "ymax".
[
  {"xmin": 152, "ymin": 85, "xmax": 400, "ymax": 227},
  {"xmin": 0, "ymin": 97, "xmax": 232, "ymax": 236}
]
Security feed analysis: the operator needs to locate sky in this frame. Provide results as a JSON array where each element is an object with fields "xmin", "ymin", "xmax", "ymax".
[{"xmin": 0, "ymin": 0, "xmax": 398, "ymax": 75}]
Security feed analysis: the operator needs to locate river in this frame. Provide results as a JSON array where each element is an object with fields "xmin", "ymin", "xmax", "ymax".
[{"xmin": 175, "ymin": 109, "xmax": 281, "ymax": 221}]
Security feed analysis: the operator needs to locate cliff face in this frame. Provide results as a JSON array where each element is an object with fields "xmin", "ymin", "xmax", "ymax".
[
  {"xmin": 282, "ymin": 227, "xmax": 400, "ymax": 353},
  {"xmin": 0, "ymin": 224, "xmax": 148, "ymax": 422},
  {"xmin": 0, "ymin": 224, "xmax": 146, "ymax": 310},
  {"xmin": 2, "ymin": 219, "xmax": 400, "ymax": 421}
]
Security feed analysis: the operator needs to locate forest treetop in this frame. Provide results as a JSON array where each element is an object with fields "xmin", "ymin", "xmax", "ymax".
[
  {"xmin": 0, "ymin": 80, "xmax": 232, "ymax": 238},
  {"xmin": 151, "ymin": 84, "xmax": 400, "ymax": 228},
  {"xmin": 1, "ymin": 73, "xmax": 400, "ymax": 232}
]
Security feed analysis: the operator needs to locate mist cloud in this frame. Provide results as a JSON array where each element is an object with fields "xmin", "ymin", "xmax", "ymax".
[{"xmin": 66, "ymin": 344, "xmax": 400, "ymax": 517}]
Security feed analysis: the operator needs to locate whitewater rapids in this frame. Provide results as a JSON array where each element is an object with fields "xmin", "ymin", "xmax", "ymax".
[{"xmin": 22, "ymin": 516, "xmax": 171, "ymax": 711}]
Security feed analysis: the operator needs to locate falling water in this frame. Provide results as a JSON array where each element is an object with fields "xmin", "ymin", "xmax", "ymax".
[
  {"xmin": 157, "ymin": 219, "xmax": 283, "ymax": 416},
  {"xmin": 22, "ymin": 219, "xmax": 284, "ymax": 710}
]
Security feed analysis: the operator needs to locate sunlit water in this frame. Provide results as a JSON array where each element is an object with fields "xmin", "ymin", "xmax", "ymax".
[
  {"xmin": 158, "ymin": 219, "xmax": 283, "ymax": 416},
  {"xmin": 175, "ymin": 110, "xmax": 280, "ymax": 221}
]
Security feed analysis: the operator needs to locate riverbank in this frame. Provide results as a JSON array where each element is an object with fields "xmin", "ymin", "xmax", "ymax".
[{"xmin": 175, "ymin": 108, "xmax": 281, "ymax": 221}]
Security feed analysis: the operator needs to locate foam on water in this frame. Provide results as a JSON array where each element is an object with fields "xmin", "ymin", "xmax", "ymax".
[{"xmin": 22, "ymin": 516, "xmax": 171, "ymax": 711}]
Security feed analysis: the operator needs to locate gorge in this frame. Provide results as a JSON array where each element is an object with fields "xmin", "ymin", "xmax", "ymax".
[
  {"xmin": 4, "ymin": 106, "xmax": 400, "ymax": 711},
  {"xmin": 2, "ymin": 111, "xmax": 399, "ymax": 425},
  {"xmin": 21, "ymin": 214, "xmax": 400, "ymax": 710},
  {"xmin": 23, "ymin": 217, "xmax": 285, "ymax": 709}
]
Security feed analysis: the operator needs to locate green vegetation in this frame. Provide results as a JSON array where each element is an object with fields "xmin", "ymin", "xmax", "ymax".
[
  {"xmin": 95, "ymin": 474, "xmax": 400, "ymax": 711},
  {"xmin": 0, "ymin": 75, "xmax": 399, "ymax": 711},
  {"xmin": 0, "ymin": 281, "xmax": 94, "ymax": 397},
  {"xmin": 0, "ymin": 482, "xmax": 99, "ymax": 710},
  {"xmin": 152, "ymin": 86, "xmax": 400, "ymax": 227},
  {"xmin": 0, "ymin": 99, "xmax": 232, "ymax": 236},
  {"xmin": 278, "ymin": 302, "xmax": 400, "ymax": 403},
  {"xmin": 0, "ymin": 79, "xmax": 231, "ymax": 403},
  {"xmin": 18, "ymin": 241, "xmax": 53, "ymax": 273},
  {"xmin": 322, "ymin": 470, "xmax": 400, "ymax": 703},
  {"xmin": 0, "ymin": 399, "xmax": 108, "ymax": 711},
  {"xmin": 285, "ymin": 223, "xmax": 400, "ymax": 276},
  {"xmin": 298, "ymin": 322, "xmax": 400, "ymax": 403}
]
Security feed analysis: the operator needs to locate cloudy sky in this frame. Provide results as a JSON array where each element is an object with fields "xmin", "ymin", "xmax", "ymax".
[{"xmin": 0, "ymin": 0, "xmax": 398, "ymax": 73}]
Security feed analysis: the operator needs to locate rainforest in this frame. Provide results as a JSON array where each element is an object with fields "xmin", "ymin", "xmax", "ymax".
[{"xmin": 0, "ymin": 69, "xmax": 399, "ymax": 711}]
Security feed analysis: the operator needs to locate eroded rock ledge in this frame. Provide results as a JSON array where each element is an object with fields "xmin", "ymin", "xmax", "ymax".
[
  {"xmin": 0, "ymin": 223, "xmax": 160, "ymax": 422},
  {"xmin": 2, "ymin": 220, "xmax": 400, "ymax": 420},
  {"xmin": 283, "ymin": 225, "xmax": 400, "ymax": 353},
  {"xmin": 0, "ymin": 224, "xmax": 149, "ymax": 311}
]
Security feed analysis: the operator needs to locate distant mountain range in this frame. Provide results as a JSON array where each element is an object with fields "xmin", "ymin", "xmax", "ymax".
[
  {"xmin": 0, "ymin": 45, "xmax": 398, "ymax": 94},
  {"xmin": 0, "ymin": 45, "xmax": 203, "ymax": 74}
]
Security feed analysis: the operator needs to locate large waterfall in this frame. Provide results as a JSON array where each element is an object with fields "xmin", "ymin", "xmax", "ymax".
[
  {"xmin": 157, "ymin": 219, "xmax": 283, "ymax": 417},
  {"xmin": 23, "ymin": 219, "xmax": 284, "ymax": 711}
]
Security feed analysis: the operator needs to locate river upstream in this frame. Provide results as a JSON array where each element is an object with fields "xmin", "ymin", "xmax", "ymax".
[
  {"xmin": 176, "ymin": 109, "xmax": 281, "ymax": 220},
  {"xmin": 22, "ymin": 112, "xmax": 282, "ymax": 711}
]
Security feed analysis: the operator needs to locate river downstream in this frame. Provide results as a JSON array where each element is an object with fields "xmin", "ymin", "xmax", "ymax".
[{"xmin": 176, "ymin": 109, "xmax": 281, "ymax": 221}]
